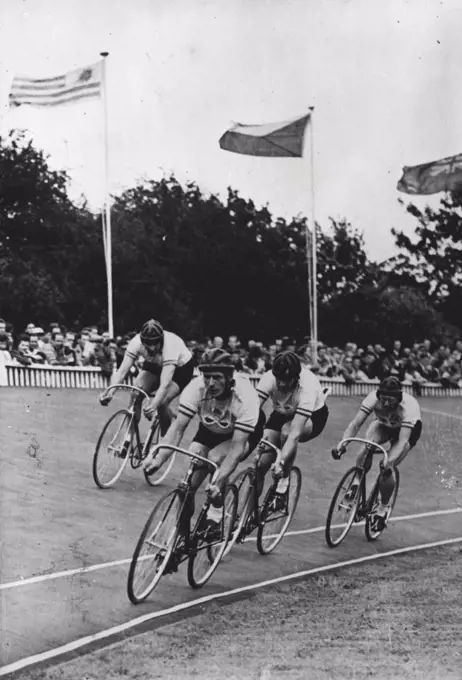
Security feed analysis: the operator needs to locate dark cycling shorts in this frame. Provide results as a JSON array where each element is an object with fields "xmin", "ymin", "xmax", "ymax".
[
  {"xmin": 386, "ymin": 419, "xmax": 422, "ymax": 449},
  {"xmin": 192, "ymin": 409, "xmax": 266, "ymax": 454},
  {"xmin": 143, "ymin": 358, "xmax": 195, "ymax": 392},
  {"xmin": 265, "ymin": 404, "xmax": 329, "ymax": 440}
]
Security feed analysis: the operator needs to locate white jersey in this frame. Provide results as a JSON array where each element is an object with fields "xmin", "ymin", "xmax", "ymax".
[
  {"xmin": 178, "ymin": 374, "xmax": 259, "ymax": 437},
  {"xmin": 256, "ymin": 367, "xmax": 324, "ymax": 419},
  {"xmin": 360, "ymin": 391, "xmax": 421, "ymax": 430},
  {"xmin": 126, "ymin": 330, "xmax": 192, "ymax": 369}
]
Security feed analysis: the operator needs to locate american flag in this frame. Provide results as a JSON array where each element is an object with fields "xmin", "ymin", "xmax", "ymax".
[{"xmin": 9, "ymin": 62, "xmax": 102, "ymax": 108}]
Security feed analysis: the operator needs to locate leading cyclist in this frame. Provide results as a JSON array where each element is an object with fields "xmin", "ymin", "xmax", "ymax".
[
  {"xmin": 332, "ymin": 376, "xmax": 422, "ymax": 531},
  {"xmin": 143, "ymin": 348, "xmax": 265, "ymax": 534},
  {"xmin": 99, "ymin": 319, "xmax": 194, "ymax": 436},
  {"xmin": 255, "ymin": 350, "xmax": 329, "ymax": 496}
]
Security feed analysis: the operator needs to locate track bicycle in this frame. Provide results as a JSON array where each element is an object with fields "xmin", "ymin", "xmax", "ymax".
[
  {"xmin": 92, "ymin": 384, "xmax": 176, "ymax": 489},
  {"xmin": 325, "ymin": 437, "xmax": 400, "ymax": 548},
  {"xmin": 224, "ymin": 438, "xmax": 302, "ymax": 556},
  {"xmin": 127, "ymin": 444, "xmax": 238, "ymax": 604}
]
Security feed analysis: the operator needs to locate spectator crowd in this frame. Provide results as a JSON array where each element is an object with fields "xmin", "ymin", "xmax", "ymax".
[{"xmin": 1, "ymin": 318, "xmax": 461, "ymax": 392}]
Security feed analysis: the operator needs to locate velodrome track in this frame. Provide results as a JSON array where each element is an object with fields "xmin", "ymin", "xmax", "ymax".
[{"xmin": 1, "ymin": 388, "xmax": 462, "ymax": 676}]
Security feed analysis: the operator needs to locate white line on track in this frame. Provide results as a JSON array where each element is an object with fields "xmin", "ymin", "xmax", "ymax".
[
  {"xmin": 1, "ymin": 506, "xmax": 461, "ymax": 592},
  {"xmin": 422, "ymin": 407, "xmax": 462, "ymax": 421},
  {"xmin": 1, "ymin": 534, "xmax": 461, "ymax": 677}
]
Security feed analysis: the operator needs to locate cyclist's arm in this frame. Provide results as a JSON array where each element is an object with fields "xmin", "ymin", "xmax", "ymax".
[
  {"xmin": 279, "ymin": 413, "xmax": 308, "ymax": 465},
  {"xmin": 108, "ymin": 353, "xmax": 135, "ymax": 387},
  {"xmin": 146, "ymin": 364, "xmax": 176, "ymax": 412},
  {"xmin": 214, "ymin": 429, "xmax": 249, "ymax": 488},
  {"xmin": 341, "ymin": 410, "xmax": 369, "ymax": 441}
]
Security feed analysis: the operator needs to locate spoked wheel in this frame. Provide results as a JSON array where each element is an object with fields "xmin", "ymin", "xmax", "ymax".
[
  {"xmin": 127, "ymin": 489, "xmax": 184, "ymax": 604},
  {"xmin": 222, "ymin": 470, "xmax": 254, "ymax": 557},
  {"xmin": 143, "ymin": 420, "xmax": 176, "ymax": 486},
  {"xmin": 257, "ymin": 466, "xmax": 302, "ymax": 555},
  {"xmin": 325, "ymin": 467, "xmax": 363, "ymax": 548},
  {"xmin": 187, "ymin": 484, "xmax": 238, "ymax": 589},
  {"xmin": 365, "ymin": 468, "xmax": 400, "ymax": 541},
  {"xmin": 92, "ymin": 409, "xmax": 134, "ymax": 489}
]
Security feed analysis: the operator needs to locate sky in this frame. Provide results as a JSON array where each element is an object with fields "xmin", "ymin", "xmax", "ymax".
[{"xmin": 0, "ymin": 0, "xmax": 461, "ymax": 261}]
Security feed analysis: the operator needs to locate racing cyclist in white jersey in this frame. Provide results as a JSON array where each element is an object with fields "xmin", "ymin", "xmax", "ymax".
[
  {"xmin": 332, "ymin": 376, "xmax": 422, "ymax": 531},
  {"xmin": 143, "ymin": 348, "xmax": 265, "ymax": 534},
  {"xmin": 99, "ymin": 319, "xmax": 194, "ymax": 436},
  {"xmin": 256, "ymin": 351, "xmax": 329, "ymax": 495}
]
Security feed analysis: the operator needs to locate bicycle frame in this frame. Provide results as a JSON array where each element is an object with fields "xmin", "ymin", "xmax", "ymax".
[
  {"xmin": 105, "ymin": 383, "xmax": 158, "ymax": 460},
  {"xmin": 147, "ymin": 443, "xmax": 220, "ymax": 563},
  {"xmin": 337, "ymin": 436, "xmax": 389, "ymax": 518}
]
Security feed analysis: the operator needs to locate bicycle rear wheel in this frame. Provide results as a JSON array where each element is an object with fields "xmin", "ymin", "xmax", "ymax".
[
  {"xmin": 127, "ymin": 489, "xmax": 183, "ymax": 604},
  {"xmin": 187, "ymin": 484, "xmax": 238, "ymax": 589},
  {"xmin": 223, "ymin": 469, "xmax": 254, "ymax": 557},
  {"xmin": 325, "ymin": 467, "xmax": 363, "ymax": 548},
  {"xmin": 365, "ymin": 468, "xmax": 400, "ymax": 541},
  {"xmin": 257, "ymin": 466, "xmax": 301, "ymax": 555},
  {"xmin": 92, "ymin": 409, "xmax": 133, "ymax": 489}
]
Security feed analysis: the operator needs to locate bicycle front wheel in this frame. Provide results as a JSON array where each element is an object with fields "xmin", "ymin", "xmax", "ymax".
[
  {"xmin": 257, "ymin": 466, "xmax": 302, "ymax": 555},
  {"xmin": 325, "ymin": 467, "xmax": 363, "ymax": 548},
  {"xmin": 92, "ymin": 409, "xmax": 133, "ymax": 489},
  {"xmin": 187, "ymin": 484, "xmax": 238, "ymax": 589},
  {"xmin": 365, "ymin": 468, "xmax": 400, "ymax": 541},
  {"xmin": 127, "ymin": 489, "xmax": 183, "ymax": 604}
]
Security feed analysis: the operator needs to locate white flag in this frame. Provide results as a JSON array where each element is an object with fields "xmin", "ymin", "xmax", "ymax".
[{"xmin": 9, "ymin": 62, "xmax": 102, "ymax": 108}]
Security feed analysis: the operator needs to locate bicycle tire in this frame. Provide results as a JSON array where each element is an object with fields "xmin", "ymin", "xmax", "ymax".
[
  {"xmin": 365, "ymin": 468, "xmax": 400, "ymax": 542},
  {"xmin": 187, "ymin": 484, "xmax": 238, "ymax": 589},
  {"xmin": 256, "ymin": 466, "xmax": 302, "ymax": 555},
  {"xmin": 92, "ymin": 409, "xmax": 133, "ymax": 489},
  {"xmin": 127, "ymin": 489, "xmax": 183, "ymax": 604},
  {"xmin": 325, "ymin": 466, "xmax": 363, "ymax": 548},
  {"xmin": 223, "ymin": 469, "xmax": 254, "ymax": 556}
]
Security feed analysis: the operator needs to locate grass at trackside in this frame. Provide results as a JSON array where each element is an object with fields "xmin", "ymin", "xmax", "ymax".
[{"xmin": 16, "ymin": 544, "xmax": 462, "ymax": 680}]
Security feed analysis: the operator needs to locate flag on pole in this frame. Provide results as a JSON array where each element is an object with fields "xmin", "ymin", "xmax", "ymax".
[
  {"xmin": 397, "ymin": 152, "xmax": 462, "ymax": 195},
  {"xmin": 219, "ymin": 113, "xmax": 311, "ymax": 157},
  {"xmin": 9, "ymin": 62, "xmax": 102, "ymax": 108}
]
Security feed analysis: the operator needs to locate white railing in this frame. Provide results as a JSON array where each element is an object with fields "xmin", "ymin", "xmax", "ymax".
[{"xmin": 0, "ymin": 358, "xmax": 460, "ymax": 397}]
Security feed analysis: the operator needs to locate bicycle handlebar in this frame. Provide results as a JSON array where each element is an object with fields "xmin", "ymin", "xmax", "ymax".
[
  {"xmin": 149, "ymin": 443, "xmax": 220, "ymax": 484},
  {"xmin": 335, "ymin": 437, "xmax": 389, "ymax": 466},
  {"xmin": 104, "ymin": 383, "xmax": 151, "ymax": 401},
  {"xmin": 258, "ymin": 439, "xmax": 281, "ymax": 456}
]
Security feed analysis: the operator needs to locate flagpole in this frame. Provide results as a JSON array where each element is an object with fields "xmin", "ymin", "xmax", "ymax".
[
  {"xmin": 308, "ymin": 106, "xmax": 318, "ymax": 363},
  {"xmin": 100, "ymin": 51, "xmax": 114, "ymax": 338}
]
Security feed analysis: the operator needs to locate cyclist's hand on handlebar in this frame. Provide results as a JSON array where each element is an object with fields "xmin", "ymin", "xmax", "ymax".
[
  {"xmin": 99, "ymin": 390, "xmax": 112, "ymax": 406},
  {"xmin": 143, "ymin": 399, "xmax": 155, "ymax": 421},
  {"xmin": 271, "ymin": 460, "xmax": 284, "ymax": 478},
  {"xmin": 331, "ymin": 445, "xmax": 346, "ymax": 460},
  {"xmin": 206, "ymin": 483, "xmax": 221, "ymax": 503}
]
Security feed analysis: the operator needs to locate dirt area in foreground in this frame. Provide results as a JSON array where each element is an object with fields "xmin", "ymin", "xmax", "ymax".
[{"xmin": 17, "ymin": 545, "xmax": 462, "ymax": 680}]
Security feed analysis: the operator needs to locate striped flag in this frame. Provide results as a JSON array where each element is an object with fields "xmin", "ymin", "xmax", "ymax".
[{"xmin": 9, "ymin": 62, "xmax": 102, "ymax": 109}]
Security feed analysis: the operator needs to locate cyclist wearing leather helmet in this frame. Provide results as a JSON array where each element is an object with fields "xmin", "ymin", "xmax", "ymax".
[
  {"xmin": 100, "ymin": 319, "xmax": 194, "ymax": 435},
  {"xmin": 332, "ymin": 376, "xmax": 422, "ymax": 531},
  {"xmin": 143, "ymin": 348, "xmax": 264, "ymax": 534},
  {"xmin": 255, "ymin": 350, "xmax": 329, "ymax": 495}
]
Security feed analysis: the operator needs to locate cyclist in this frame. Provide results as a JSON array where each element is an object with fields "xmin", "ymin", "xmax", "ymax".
[
  {"xmin": 255, "ymin": 350, "xmax": 329, "ymax": 495},
  {"xmin": 332, "ymin": 376, "xmax": 422, "ymax": 531},
  {"xmin": 143, "ymin": 348, "xmax": 265, "ymax": 533},
  {"xmin": 99, "ymin": 319, "xmax": 194, "ymax": 436}
]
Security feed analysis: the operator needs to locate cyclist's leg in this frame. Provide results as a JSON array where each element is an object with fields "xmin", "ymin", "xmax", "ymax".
[
  {"xmin": 157, "ymin": 382, "xmax": 180, "ymax": 435},
  {"xmin": 133, "ymin": 370, "xmax": 159, "ymax": 421},
  {"xmin": 378, "ymin": 420, "xmax": 422, "ymax": 506},
  {"xmin": 279, "ymin": 404, "xmax": 330, "ymax": 474},
  {"xmin": 255, "ymin": 411, "xmax": 287, "ymax": 497},
  {"xmin": 354, "ymin": 421, "xmax": 391, "ymax": 468},
  {"xmin": 157, "ymin": 359, "xmax": 195, "ymax": 435}
]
